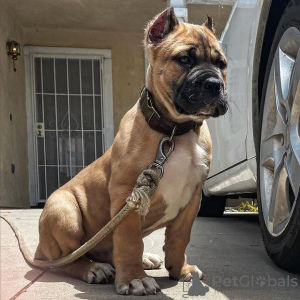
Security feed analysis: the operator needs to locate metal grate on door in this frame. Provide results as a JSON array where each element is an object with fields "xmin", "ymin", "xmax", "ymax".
[{"xmin": 34, "ymin": 57, "xmax": 104, "ymax": 201}]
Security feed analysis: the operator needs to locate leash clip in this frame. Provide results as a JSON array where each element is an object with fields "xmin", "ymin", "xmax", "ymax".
[{"xmin": 149, "ymin": 136, "xmax": 175, "ymax": 178}]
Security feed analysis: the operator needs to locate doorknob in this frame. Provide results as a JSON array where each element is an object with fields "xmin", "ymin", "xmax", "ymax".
[{"xmin": 36, "ymin": 123, "xmax": 44, "ymax": 137}]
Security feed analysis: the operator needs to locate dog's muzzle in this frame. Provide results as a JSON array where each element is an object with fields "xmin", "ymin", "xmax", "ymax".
[{"xmin": 174, "ymin": 67, "xmax": 228, "ymax": 117}]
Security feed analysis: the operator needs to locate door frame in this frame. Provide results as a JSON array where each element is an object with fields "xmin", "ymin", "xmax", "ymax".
[{"xmin": 24, "ymin": 46, "xmax": 114, "ymax": 206}]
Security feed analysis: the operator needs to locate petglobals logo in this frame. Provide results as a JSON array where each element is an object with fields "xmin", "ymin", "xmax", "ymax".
[
  {"xmin": 212, "ymin": 275, "xmax": 298, "ymax": 288},
  {"xmin": 181, "ymin": 272, "xmax": 210, "ymax": 298}
]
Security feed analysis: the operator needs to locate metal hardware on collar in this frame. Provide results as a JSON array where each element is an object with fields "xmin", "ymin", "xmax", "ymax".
[
  {"xmin": 149, "ymin": 136, "xmax": 175, "ymax": 178},
  {"xmin": 146, "ymin": 95, "xmax": 160, "ymax": 118},
  {"xmin": 169, "ymin": 125, "xmax": 177, "ymax": 142},
  {"xmin": 139, "ymin": 87, "xmax": 198, "ymax": 136}
]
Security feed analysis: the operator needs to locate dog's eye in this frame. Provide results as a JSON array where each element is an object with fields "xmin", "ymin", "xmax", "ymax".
[
  {"xmin": 177, "ymin": 56, "xmax": 191, "ymax": 65},
  {"xmin": 217, "ymin": 60, "xmax": 227, "ymax": 69}
]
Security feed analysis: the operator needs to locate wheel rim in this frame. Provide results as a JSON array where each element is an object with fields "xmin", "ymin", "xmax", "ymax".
[{"xmin": 260, "ymin": 27, "xmax": 300, "ymax": 237}]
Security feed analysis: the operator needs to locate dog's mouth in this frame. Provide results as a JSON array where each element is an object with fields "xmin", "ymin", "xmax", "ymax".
[
  {"xmin": 175, "ymin": 103, "xmax": 212, "ymax": 118},
  {"xmin": 175, "ymin": 99, "xmax": 228, "ymax": 118}
]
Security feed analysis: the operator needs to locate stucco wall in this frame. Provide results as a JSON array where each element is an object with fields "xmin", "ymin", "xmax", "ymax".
[
  {"xmin": 188, "ymin": 4, "xmax": 232, "ymax": 39},
  {"xmin": 0, "ymin": 12, "xmax": 147, "ymax": 207},
  {"xmin": 0, "ymin": 7, "xmax": 29, "ymax": 207}
]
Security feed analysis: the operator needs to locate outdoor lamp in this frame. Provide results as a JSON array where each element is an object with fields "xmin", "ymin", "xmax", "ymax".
[{"xmin": 6, "ymin": 40, "xmax": 21, "ymax": 72}]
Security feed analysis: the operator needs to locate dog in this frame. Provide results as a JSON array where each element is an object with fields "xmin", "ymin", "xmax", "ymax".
[{"xmin": 35, "ymin": 7, "xmax": 228, "ymax": 296}]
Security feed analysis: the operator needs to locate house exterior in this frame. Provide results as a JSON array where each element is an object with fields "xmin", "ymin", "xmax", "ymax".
[{"xmin": 0, "ymin": 0, "xmax": 232, "ymax": 208}]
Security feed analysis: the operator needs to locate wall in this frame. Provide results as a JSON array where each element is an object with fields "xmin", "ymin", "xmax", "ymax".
[
  {"xmin": 23, "ymin": 28, "xmax": 146, "ymax": 135},
  {"xmin": 0, "ymin": 11, "xmax": 148, "ymax": 208},
  {"xmin": 188, "ymin": 4, "xmax": 232, "ymax": 38},
  {"xmin": 0, "ymin": 7, "xmax": 29, "ymax": 207}
]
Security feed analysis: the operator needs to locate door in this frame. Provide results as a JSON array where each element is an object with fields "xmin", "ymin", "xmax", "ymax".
[{"xmin": 25, "ymin": 47, "xmax": 113, "ymax": 205}]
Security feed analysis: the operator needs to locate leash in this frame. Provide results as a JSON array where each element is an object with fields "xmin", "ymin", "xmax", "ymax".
[{"xmin": 0, "ymin": 136, "xmax": 175, "ymax": 269}]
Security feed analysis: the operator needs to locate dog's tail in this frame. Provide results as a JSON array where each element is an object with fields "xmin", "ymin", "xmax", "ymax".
[
  {"xmin": 2, "ymin": 207, "xmax": 132, "ymax": 268},
  {"xmin": 1, "ymin": 204, "xmax": 132, "ymax": 268},
  {"xmin": 0, "ymin": 214, "xmax": 48, "ymax": 267},
  {"xmin": 1, "ymin": 214, "xmax": 54, "ymax": 268}
]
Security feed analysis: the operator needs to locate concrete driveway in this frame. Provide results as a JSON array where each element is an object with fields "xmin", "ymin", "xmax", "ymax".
[{"xmin": 1, "ymin": 209, "xmax": 300, "ymax": 300}]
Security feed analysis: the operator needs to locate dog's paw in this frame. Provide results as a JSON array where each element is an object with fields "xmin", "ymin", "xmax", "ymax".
[
  {"xmin": 116, "ymin": 277, "xmax": 161, "ymax": 295},
  {"xmin": 86, "ymin": 262, "xmax": 115, "ymax": 284},
  {"xmin": 170, "ymin": 264, "xmax": 204, "ymax": 281},
  {"xmin": 182, "ymin": 265, "xmax": 204, "ymax": 281},
  {"xmin": 142, "ymin": 252, "xmax": 163, "ymax": 269}
]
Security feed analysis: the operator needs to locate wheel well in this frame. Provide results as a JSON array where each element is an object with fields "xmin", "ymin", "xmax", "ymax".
[
  {"xmin": 252, "ymin": 0, "xmax": 290, "ymax": 153},
  {"xmin": 257, "ymin": 0, "xmax": 290, "ymax": 104}
]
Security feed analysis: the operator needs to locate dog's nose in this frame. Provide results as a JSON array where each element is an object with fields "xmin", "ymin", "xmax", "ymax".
[{"xmin": 203, "ymin": 78, "xmax": 221, "ymax": 95}]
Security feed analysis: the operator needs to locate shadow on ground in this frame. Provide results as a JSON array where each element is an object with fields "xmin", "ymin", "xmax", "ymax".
[{"xmin": 24, "ymin": 269, "xmax": 177, "ymax": 299}]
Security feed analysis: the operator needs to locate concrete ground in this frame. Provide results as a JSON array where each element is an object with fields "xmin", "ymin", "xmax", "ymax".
[{"xmin": 1, "ymin": 209, "xmax": 300, "ymax": 300}]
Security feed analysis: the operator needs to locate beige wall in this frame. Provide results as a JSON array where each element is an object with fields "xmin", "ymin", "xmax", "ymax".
[
  {"xmin": 188, "ymin": 4, "xmax": 232, "ymax": 39},
  {"xmin": 0, "ymin": 7, "xmax": 29, "ymax": 207},
  {"xmin": 0, "ymin": 8, "xmax": 147, "ymax": 208}
]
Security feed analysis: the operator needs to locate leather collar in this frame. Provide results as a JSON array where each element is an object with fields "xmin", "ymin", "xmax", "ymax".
[{"xmin": 139, "ymin": 87, "xmax": 200, "ymax": 137}]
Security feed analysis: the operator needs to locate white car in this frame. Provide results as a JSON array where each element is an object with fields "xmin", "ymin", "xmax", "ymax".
[{"xmin": 202, "ymin": 0, "xmax": 300, "ymax": 272}]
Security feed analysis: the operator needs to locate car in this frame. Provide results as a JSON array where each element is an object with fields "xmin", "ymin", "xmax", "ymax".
[{"xmin": 202, "ymin": 0, "xmax": 300, "ymax": 272}]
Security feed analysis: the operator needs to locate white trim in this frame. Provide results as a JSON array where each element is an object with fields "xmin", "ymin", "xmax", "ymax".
[
  {"xmin": 170, "ymin": 0, "xmax": 186, "ymax": 7},
  {"xmin": 174, "ymin": 7, "xmax": 188, "ymax": 22},
  {"xmin": 102, "ymin": 57, "xmax": 114, "ymax": 149},
  {"xmin": 186, "ymin": 0, "xmax": 236, "ymax": 5},
  {"xmin": 25, "ymin": 48, "xmax": 38, "ymax": 206},
  {"xmin": 25, "ymin": 46, "xmax": 114, "ymax": 206},
  {"xmin": 24, "ymin": 47, "xmax": 112, "ymax": 59}
]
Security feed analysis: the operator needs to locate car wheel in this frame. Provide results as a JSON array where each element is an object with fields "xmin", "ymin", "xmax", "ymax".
[
  {"xmin": 198, "ymin": 195, "xmax": 226, "ymax": 217},
  {"xmin": 258, "ymin": 0, "xmax": 300, "ymax": 272}
]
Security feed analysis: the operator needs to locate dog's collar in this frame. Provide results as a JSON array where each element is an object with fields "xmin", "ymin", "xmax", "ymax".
[{"xmin": 139, "ymin": 87, "xmax": 200, "ymax": 137}]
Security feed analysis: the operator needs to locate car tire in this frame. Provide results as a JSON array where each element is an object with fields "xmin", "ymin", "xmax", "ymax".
[
  {"xmin": 198, "ymin": 195, "xmax": 226, "ymax": 217},
  {"xmin": 258, "ymin": 0, "xmax": 300, "ymax": 272}
]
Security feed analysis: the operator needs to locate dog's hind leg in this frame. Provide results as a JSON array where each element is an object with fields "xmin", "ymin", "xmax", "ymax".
[
  {"xmin": 53, "ymin": 257, "xmax": 115, "ymax": 283},
  {"xmin": 35, "ymin": 190, "xmax": 115, "ymax": 283},
  {"xmin": 35, "ymin": 190, "xmax": 85, "ymax": 261}
]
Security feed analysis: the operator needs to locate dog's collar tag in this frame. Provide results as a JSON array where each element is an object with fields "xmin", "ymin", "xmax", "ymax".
[{"xmin": 139, "ymin": 87, "xmax": 198, "ymax": 136}]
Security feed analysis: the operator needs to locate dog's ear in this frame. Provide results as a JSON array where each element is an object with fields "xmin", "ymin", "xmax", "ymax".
[
  {"xmin": 146, "ymin": 7, "xmax": 179, "ymax": 45},
  {"xmin": 203, "ymin": 16, "xmax": 215, "ymax": 34}
]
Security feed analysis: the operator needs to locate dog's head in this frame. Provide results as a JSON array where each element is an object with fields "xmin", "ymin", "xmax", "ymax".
[{"xmin": 144, "ymin": 7, "xmax": 228, "ymax": 123}]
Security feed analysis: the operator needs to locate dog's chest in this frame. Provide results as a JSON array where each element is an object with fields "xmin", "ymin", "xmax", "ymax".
[{"xmin": 143, "ymin": 131, "xmax": 209, "ymax": 233}]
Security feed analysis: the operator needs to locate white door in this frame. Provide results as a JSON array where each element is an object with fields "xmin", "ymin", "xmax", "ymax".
[{"xmin": 25, "ymin": 47, "xmax": 113, "ymax": 206}]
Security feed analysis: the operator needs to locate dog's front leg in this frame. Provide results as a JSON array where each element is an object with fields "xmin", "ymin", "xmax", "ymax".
[
  {"xmin": 110, "ymin": 193, "xmax": 160, "ymax": 295},
  {"xmin": 164, "ymin": 186, "xmax": 203, "ymax": 281}
]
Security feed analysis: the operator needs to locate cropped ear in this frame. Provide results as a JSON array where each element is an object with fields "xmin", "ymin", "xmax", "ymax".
[
  {"xmin": 145, "ymin": 7, "xmax": 179, "ymax": 45},
  {"xmin": 203, "ymin": 16, "xmax": 215, "ymax": 34}
]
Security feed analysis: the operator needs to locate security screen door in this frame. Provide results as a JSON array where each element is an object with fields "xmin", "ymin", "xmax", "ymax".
[{"xmin": 25, "ymin": 47, "xmax": 113, "ymax": 205}]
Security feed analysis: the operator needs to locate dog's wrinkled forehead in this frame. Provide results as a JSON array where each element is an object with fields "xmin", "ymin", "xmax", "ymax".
[{"xmin": 165, "ymin": 23, "xmax": 225, "ymax": 61}]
